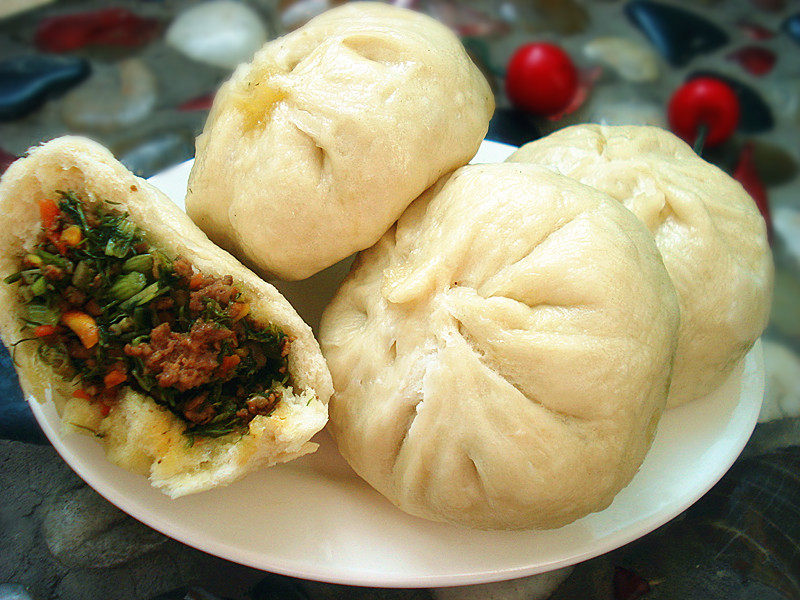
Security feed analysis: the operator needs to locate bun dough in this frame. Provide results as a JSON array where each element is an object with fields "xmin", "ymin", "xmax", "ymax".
[
  {"xmin": 0, "ymin": 136, "xmax": 333, "ymax": 497},
  {"xmin": 185, "ymin": 1, "xmax": 494, "ymax": 281},
  {"xmin": 320, "ymin": 163, "xmax": 680, "ymax": 529},
  {"xmin": 508, "ymin": 125, "xmax": 773, "ymax": 407}
]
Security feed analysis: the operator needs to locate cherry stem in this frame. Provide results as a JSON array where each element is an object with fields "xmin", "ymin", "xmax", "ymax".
[{"xmin": 693, "ymin": 122, "xmax": 709, "ymax": 156}]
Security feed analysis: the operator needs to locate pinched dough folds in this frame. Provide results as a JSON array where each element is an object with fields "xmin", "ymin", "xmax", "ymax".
[
  {"xmin": 186, "ymin": 2, "xmax": 494, "ymax": 280},
  {"xmin": 320, "ymin": 163, "xmax": 680, "ymax": 529},
  {"xmin": 508, "ymin": 125, "xmax": 773, "ymax": 406}
]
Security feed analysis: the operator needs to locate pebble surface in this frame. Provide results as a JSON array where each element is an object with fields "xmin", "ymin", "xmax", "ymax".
[
  {"xmin": 166, "ymin": 1, "xmax": 267, "ymax": 69},
  {"xmin": 625, "ymin": 0, "xmax": 729, "ymax": 67},
  {"xmin": 0, "ymin": 55, "xmax": 90, "ymax": 121},
  {"xmin": 61, "ymin": 58, "xmax": 157, "ymax": 132},
  {"xmin": 583, "ymin": 36, "xmax": 660, "ymax": 82},
  {"xmin": 42, "ymin": 485, "xmax": 167, "ymax": 569}
]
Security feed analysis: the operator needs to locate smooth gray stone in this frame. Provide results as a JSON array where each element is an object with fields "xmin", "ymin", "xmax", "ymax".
[
  {"xmin": 2, "ymin": 440, "xmax": 457, "ymax": 599},
  {"xmin": 42, "ymin": 485, "xmax": 167, "ymax": 569},
  {"xmin": 148, "ymin": 587, "xmax": 226, "ymax": 600},
  {"xmin": 0, "ymin": 583, "xmax": 36, "ymax": 600},
  {"xmin": 301, "ymin": 580, "xmax": 433, "ymax": 600},
  {"xmin": 0, "ymin": 440, "xmax": 264, "ymax": 600},
  {"xmin": 551, "ymin": 446, "xmax": 800, "ymax": 599},
  {"xmin": 432, "ymin": 568, "xmax": 572, "ymax": 600},
  {"xmin": 250, "ymin": 574, "xmax": 309, "ymax": 600},
  {"xmin": 744, "ymin": 418, "xmax": 800, "ymax": 457},
  {"xmin": 117, "ymin": 130, "xmax": 194, "ymax": 178}
]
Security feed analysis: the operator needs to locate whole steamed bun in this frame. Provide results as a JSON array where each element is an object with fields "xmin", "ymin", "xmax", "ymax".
[
  {"xmin": 319, "ymin": 163, "xmax": 680, "ymax": 530},
  {"xmin": 508, "ymin": 125, "xmax": 773, "ymax": 407},
  {"xmin": 185, "ymin": 2, "xmax": 494, "ymax": 280}
]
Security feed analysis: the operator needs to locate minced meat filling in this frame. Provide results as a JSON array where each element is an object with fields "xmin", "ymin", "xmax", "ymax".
[
  {"xmin": 4, "ymin": 191, "xmax": 293, "ymax": 438},
  {"xmin": 124, "ymin": 321, "xmax": 237, "ymax": 393}
]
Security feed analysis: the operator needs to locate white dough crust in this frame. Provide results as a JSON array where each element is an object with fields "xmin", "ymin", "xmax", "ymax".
[
  {"xmin": 185, "ymin": 1, "xmax": 494, "ymax": 280},
  {"xmin": 320, "ymin": 163, "xmax": 680, "ymax": 530},
  {"xmin": 508, "ymin": 125, "xmax": 773, "ymax": 407},
  {"xmin": 0, "ymin": 136, "xmax": 333, "ymax": 498}
]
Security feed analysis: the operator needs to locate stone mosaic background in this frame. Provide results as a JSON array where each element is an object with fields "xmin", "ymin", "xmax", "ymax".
[{"xmin": 1, "ymin": 1, "xmax": 799, "ymax": 599}]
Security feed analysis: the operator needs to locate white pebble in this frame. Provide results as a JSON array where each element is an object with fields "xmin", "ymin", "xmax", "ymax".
[
  {"xmin": 589, "ymin": 101, "xmax": 665, "ymax": 127},
  {"xmin": 61, "ymin": 59, "xmax": 156, "ymax": 132},
  {"xmin": 167, "ymin": 1, "xmax": 267, "ymax": 69},
  {"xmin": 584, "ymin": 37, "xmax": 659, "ymax": 83}
]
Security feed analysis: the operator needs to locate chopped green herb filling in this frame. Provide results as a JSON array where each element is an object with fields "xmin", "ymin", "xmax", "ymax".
[{"xmin": 5, "ymin": 191, "xmax": 292, "ymax": 438}]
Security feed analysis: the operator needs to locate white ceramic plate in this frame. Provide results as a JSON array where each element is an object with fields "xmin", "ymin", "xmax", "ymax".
[{"xmin": 28, "ymin": 140, "xmax": 765, "ymax": 588}]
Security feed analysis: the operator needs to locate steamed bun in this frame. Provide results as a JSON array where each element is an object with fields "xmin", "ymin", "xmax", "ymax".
[
  {"xmin": 185, "ymin": 2, "xmax": 494, "ymax": 280},
  {"xmin": 320, "ymin": 163, "xmax": 680, "ymax": 529},
  {"xmin": 508, "ymin": 125, "xmax": 773, "ymax": 407},
  {"xmin": 0, "ymin": 137, "xmax": 333, "ymax": 498}
]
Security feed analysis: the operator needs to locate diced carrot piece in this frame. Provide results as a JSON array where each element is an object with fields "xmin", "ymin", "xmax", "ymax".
[
  {"xmin": 38, "ymin": 198, "xmax": 60, "ymax": 230},
  {"xmin": 219, "ymin": 354, "xmax": 241, "ymax": 373},
  {"xmin": 61, "ymin": 311, "xmax": 99, "ymax": 348},
  {"xmin": 104, "ymin": 369, "xmax": 127, "ymax": 388},
  {"xmin": 72, "ymin": 389, "xmax": 92, "ymax": 401},
  {"xmin": 229, "ymin": 302, "xmax": 250, "ymax": 322},
  {"xmin": 33, "ymin": 324, "xmax": 57, "ymax": 337},
  {"xmin": 60, "ymin": 225, "xmax": 82, "ymax": 247},
  {"xmin": 189, "ymin": 273, "xmax": 205, "ymax": 290}
]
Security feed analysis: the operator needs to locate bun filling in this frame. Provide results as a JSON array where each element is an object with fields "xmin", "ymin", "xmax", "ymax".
[{"xmin": 5, "ymin": 190, "xmax": 293, "ymax": 440}]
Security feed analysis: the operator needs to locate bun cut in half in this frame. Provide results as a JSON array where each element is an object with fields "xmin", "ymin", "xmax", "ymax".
[
  {"xmin": 320, "ymin": 163, "xmax": 680, "ymax": 530},
  {"xmin": 0, "ymin": 136, "xmax": 333, "ymax": 497},
  {"xmin": 185, "ymin": 1, "xmax": 494, "ymax": 281},
  {"xmin": 508, "ymin": 125, "xmax": 773, "ymax": 407}
]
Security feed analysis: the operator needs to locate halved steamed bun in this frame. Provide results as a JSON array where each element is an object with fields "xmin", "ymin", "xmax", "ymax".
[
  {"xmin": 508, "ymin": 125, "xmax": 773, "ymax": 407},
  {"xmin": 0, "ymin": 137, "xmax": 333, "ymax": 498},
  {"xmin": 186, "ymin": 2, "xmax": 494, "ymax": 281},
  {"xmin": 320, "ymin": 163, "xmax": 680, "ymax": 529}
]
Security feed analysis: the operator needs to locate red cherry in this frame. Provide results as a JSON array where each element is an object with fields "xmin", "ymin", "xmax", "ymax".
[
  {"xmin": 505, "ymin": 43, "xmax": 578, "ymax": 116},
  {"xmin": 668, "ymin": 77, "xmax": 740, "ymax": 148}
]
